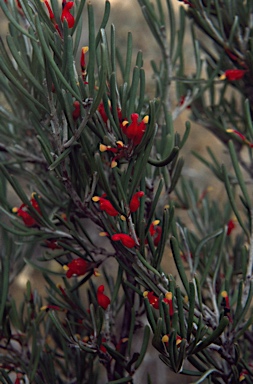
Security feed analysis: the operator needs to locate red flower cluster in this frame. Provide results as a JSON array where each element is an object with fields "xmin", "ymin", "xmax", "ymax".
[
  {"xmin": 63, "ymin": 258, "xmax": 88, "ymax": 278},
  {"xmin": 98, "ymin": 110, "xmax": 149, "ymax": 167},
  {"xmin": 143, "ymin": 291, "xmax": 174, "ymax": 316},
  {"xmin": 12, "ymin": 193, "xmax": 41, "ymax": 227},
  {"xmin": 92, "ymin": 191, "xmax": 144, "ymax": 216},
  {"xmin": 121, "ymin": 114, "xmax": 149, "ymax": 146},
  {"xmin": 99, "ymin": 141, "xmax": 126, "ymax": 168},
  {"xmin": 111, "ymin": 233, "xmax": 136, "ymax": 248},
  {"xmin": 97, "ymin": 285, "xmax": 111, "ymax": 310},
  {"xmin": 220, "ymin": 69, "xmax": 247, "ymax": 81}
]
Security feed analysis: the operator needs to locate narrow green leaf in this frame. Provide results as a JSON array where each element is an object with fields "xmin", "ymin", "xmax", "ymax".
[
  {"xmin": 192, "ymin": 317, "xmax": 229, "ymax": 354},
  {"xmin": 170, "ymin": 236, "xmax": 189, "ymax": 295},
  {"xmin": 222, "ymin": 164, "xmax": 249, "ymax": 238},
  {"xmin": 228, "ymin": 140, "xmax": 251, "ymax": 210},
  {"xmin": 134, "ymin": 325, "xmax": 150, "ymax": 369}
]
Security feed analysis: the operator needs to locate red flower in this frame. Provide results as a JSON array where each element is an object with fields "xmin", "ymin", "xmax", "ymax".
[
  {"xmin": 43, "ymin": 0, "xmax": 55, "ymax": 19},
  {"xmin": 97, "ymin": 285, "xmax": 111, "ymax": 310},
  {"xmin": 45, "ymin": 239, "xmax": 62, "ymax": 250},
  {"xmin": 226, "ymin": 129, "xmax": 253, "ymax": 147},
  {"xmin": 98, "ymin": 102, "xmax": 110, "ymax": 123},
  {"xmin": 61, "ymin": 1, "xmax": 74, "ymax": 28},
  {"xmin": 64, "ymin": 258, "xmax": 88, "ymax": 278},
  {"xmin": 80, "ymin": 46, "xmax": 89, "ymax": 81},
  {"xmin": 221, "ymin": 290, "xmax": 232, "ymax": 322},
  {"xmin": 220, "ymin": 69, "xmax": 247, "ymax": 81},
  {"xmin": 97, "ymin": 102, "xmax": 123, "ymax": 124},
  {"xmin": 12, "ymin": 193, "xmax": 41, "ymax": 227},
  {"xmin": 15, "ymin": 209, "xmax": 37, "ymax": 227},
  {"xmin": 129, "ymin": 191, "xmax": 144, "ymax": 212},
  {"xmin": 164, "ymin": 292, "xmax": 174, "ymax": 317},
  {"xmin": 100, "ymin": 337, "xmax": 107, "ymax": 353},
  {"xmin": 111, "ymin": 233, "xmax": 136, "ymax": 248},
  {"xmin": 92, "ymin": 195, "xmax": 119, "ymax": 216},
  {"xmin": 143, "ymin": 291, "xmax": 159, "ymax": 309},
  {"xmin": 14, "ymin": 373, "xmax": 23, "ymax": 384},
  {"xmin": 143, "ymin": 291, "xmax": 174, "ymax": 316},
  {"xmin": 72, "ymin": 101, "xmax": 81, "ymax": 120},
  {"xmin": 149, "ymin": 220, "xmax": 162, "ymax": 246},
  {"xmin": 227, "ymin": 219, "xmax": 236, "ymax": 236},
  {"xmin": 121, "ymin": 114, "xmax": 149, "ymax": 146},
  {"xmin": 162, "ymin": 334, "xmax": 182, "ymax": 346},
  {"xmin": 42, "ymin": 0, "xmax": 62, "ymax": 36}
]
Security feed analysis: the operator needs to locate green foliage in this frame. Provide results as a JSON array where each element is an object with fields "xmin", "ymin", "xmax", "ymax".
[{"xmin": 1, "ymin": 0, "xmax": 253, "ymax": 383}]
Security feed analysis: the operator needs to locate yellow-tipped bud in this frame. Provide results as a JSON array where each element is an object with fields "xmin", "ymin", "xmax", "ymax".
[
  {"xmin": 165, "ymin": 292, "xmax": 173, "ymax": 301},
  {"xmin": 99, "ymin": 144, "xmax": 109, "ymax": 152},
  {"xmin": 12, "ymin": 207, "xmax": 19, "ymax": 213},
  {"xmin": 40, "ymin": 305, "xmax": 48, "ymax": 311},
  {"xmin": 111, "ymin": 160, "xmax": 117, "ymax": 168},
  {"xmin": 116, "ymin": 141, "xmax": 124, "ymax": 147},
  {"xmin": 120, "ymin": 215, "xmax": 126, "ymax": 221},
  {"xmin": 99, "ymin": 231, "xmax": 108, "ymax": 237},
  {"xmin": 142, "ymin": 115, "xmax": 149, "ymax": 124},
  {"xmin": 82, "ymin": 46, "xmax": 89, "ymax": 54},
  {"xmin": 143, "ymin": 291, "xmax": 149, "ymax": 298},
  {"xmin": 63, "ymin": 265, "xmax": 69, "ymax": 271},
  {"xmin": 219, "ymin": 73, "xmax": 227, "ymax": 80},
  {"xmin": 92, "ymin": 196, "xmax": 100, "ymax": 202},
  {"xmin": 162, "ymin": 335, "xmax": 169, "ymax": 343},
  {"xmin": 221, "ymin": 290, "xmax": 228, "ymax": 298},
  {"xmin": 122, "ymin": 120, "xmax": 129, "ymax": 127},
  {"xmin": 93, "ymin": 268, "xmax": 100, "ymax": 277},
  {"xmin": 152, "ymin": 219, "xmax": 160, "ymax": 226},
  {"xmin": 184, "ymin": 295, "xmax": 189, "ymax": 304}
]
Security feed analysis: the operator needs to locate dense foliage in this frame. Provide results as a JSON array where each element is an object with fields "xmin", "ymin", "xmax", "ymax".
[{"xmin": 1, "ymin": 0, "xmax": 253, "ymax": 383}]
